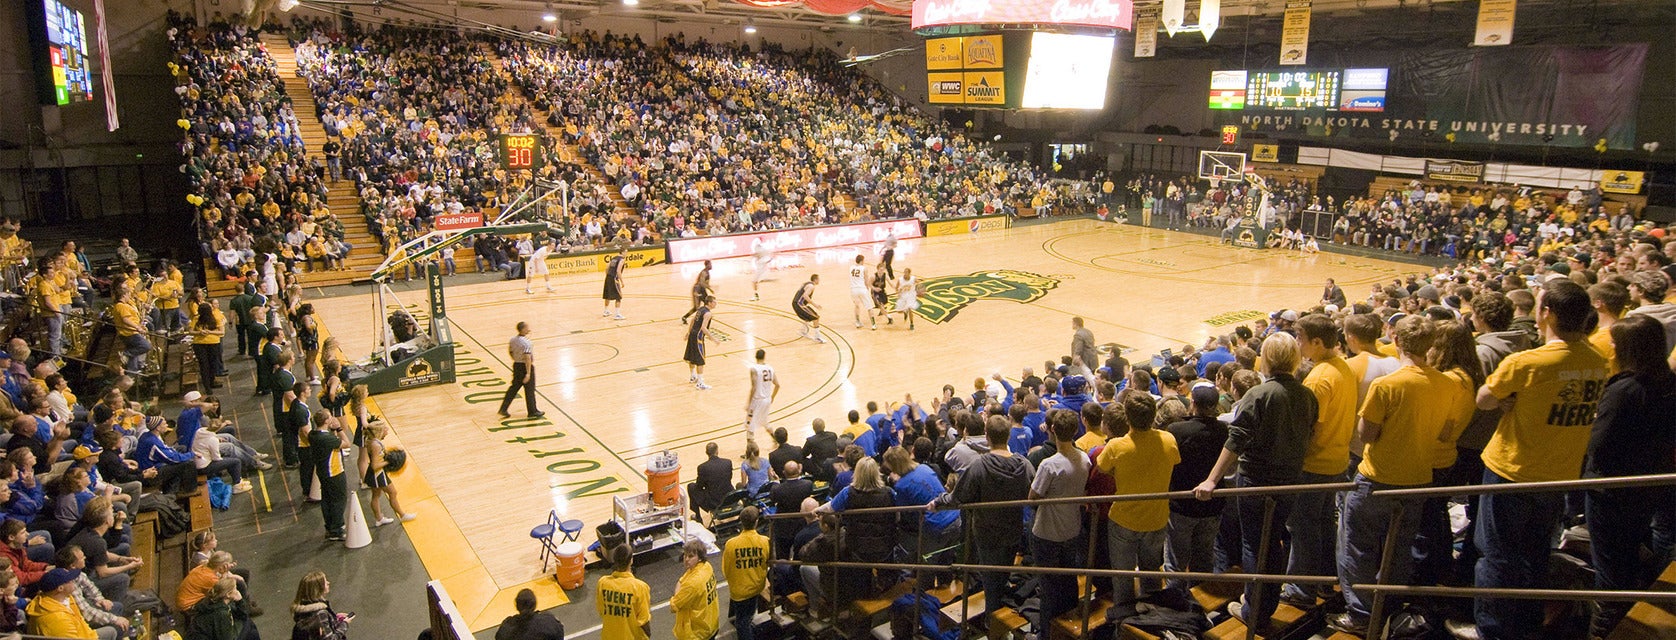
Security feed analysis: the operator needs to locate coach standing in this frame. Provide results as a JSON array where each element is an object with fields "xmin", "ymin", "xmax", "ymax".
[{"xmin": 497, "ymin": 322, "xmax": 545, "ymax": 419}]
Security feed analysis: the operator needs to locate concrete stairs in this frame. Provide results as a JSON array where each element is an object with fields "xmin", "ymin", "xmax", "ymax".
[{"xmin": 203, "ymin": 34, "xmax": 383, "ymax": 297}]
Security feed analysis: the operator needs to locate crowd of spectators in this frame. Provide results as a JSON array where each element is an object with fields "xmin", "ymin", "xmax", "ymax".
[
  {"xmin": 668, "ymin": 220, "xmax": 1676, "ymax": 640},
  {"xmin": 170, "ymin": 12, "xmax": 353, "ymax": 282}
]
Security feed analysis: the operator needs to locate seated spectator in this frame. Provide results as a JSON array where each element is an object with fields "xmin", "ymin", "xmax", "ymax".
[
  {"xmin": 0, "ymin": 567, "xmax": 21, "ymax": 632},
  {"xmin": 738, "ymin": 442, "xmax": 769, "ymax": 495},
  {"xmin": 187, "ymin": 574, "xmax": 254, "ymax": 640},
  {"xmin": 25, "ymin": 567, "xmax": 98, "ymax": 639},
  {"xmin": 178, "ymin": 550, "xmax": 234, "ymax": 612},
  {"xmin": 132, "ymin": 416, "xmax": 198, "ymax": 494},
  {"xmin": 53, "ymin": 545, "xmax": 129, "ymax": 639},
  {"xmin": 67, "ymin": 497, "xmax": 139, "ymax": 605},
  {"xmin": 0, "ymin": 519, "xmax": 48, "ymax": 588},
  {"xmin": 685, "ymin": 443, "xmax": 731, "ymax": 521}
]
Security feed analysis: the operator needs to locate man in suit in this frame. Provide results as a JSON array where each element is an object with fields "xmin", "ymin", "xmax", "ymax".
[
  {"xmin": 687, "ymin": 442, "xmax": 734, "ymax": 521},
  {"xmin": 1071, "ymin": 317, "xmax": 1099, "ymax": 374},
  {"xmin": 801, "ymin": 418, "xmax": 839, "ymax": 482},
  {"xmin": 769, "ymin": 461, "xmax": 814, "ymax": 558},
  {"xmin": 767, "ymin": 427, "xmax": 803, "ymax": 481},
  {"xmin": 1322, "ymin": 278, "xmax": 1348, "ymax": 309}
]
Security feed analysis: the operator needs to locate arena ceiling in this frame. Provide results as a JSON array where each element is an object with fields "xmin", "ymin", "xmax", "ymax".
[{"xmin": 285, "ymin": 0, "xmax": 1672, "ymax": 37}]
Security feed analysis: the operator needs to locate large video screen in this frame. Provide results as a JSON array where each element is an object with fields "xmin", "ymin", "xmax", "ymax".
[
  {"xmin": 1209, "ymin": 70, "xmax": 1247, "ymax": 110},
  {"xmin": 40, "ymin": 0, "xmax": 93, "ymax": 105},
  {"xmin": 1338, "ymin": 67, "xmax": 1388, "ymax": 112},
  {"xmin": 1021, "ymin": 33, "xmax": 1114, "ymax": 110},
  {"xmin": 1245, "ymin": 70, "xmax": 1341, "ymax": 110}
]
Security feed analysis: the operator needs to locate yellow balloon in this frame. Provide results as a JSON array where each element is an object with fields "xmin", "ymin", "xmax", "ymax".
[
  {"xmin": 186, "ymin": 194, "xmax": 204, "ymax": 206},
  {"xmin": 177, "ymin": 119, "xmax": 190, "ymax": 131}
]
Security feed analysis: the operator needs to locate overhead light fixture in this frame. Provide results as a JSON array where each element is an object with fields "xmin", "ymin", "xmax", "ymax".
[
  {"xmin": 623, "ymin": 0, "xmax": 639, "ymax": 5},
  {"xmin": 847, "ymin": 13, "xmax": 861, "ymax": 22},
  {"xmin": 542, "ymin": 13, "xmax": 557, "ymax": 21},
  {"xmin": 744, "ymin": 24, "xmax": 757, "ymax": 34}
]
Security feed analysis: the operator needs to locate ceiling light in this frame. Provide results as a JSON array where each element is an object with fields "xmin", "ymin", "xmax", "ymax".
[
  {"xmin": 744, "ymin": 25, "xmax": 757, "ymax": 34},
  {"xmin": 847, "ymin": 13, "xmax": 861, "ymax": 22},
  {"xmin": 542, "ymin": 13, "xmax": 557, "ymax": 21},
  {"xmin": 623, "ymin": 0, "xmax": 639, "ymax": 5}
]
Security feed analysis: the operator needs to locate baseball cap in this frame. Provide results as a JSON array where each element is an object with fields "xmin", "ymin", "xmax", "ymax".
[
  {"xmin": 1156, "ymin": 367, "xmax": 1182, "ymax": 385},
  {"xmin": 1415, "ymin": 284, "xmax": 1440, "ymax": 302},
  {"xmin": 1190, "ymin": 385, "xmax": 1220, "ymax": 407},
  {"xmin": 1324, "ymin": 304, "xmax": 1340, "ymax": 314},
  {"xmin": 1059, "ymin": 375, "xmax": 1087, "ymax": 396},
  {"xmin": 36, "ymin": 568, "xmax": 79, "ymax": 592},
  {"xmin": 1547, "ymin": 262, "xmax": 1572, "ymax": 275},
  {"xmin": 183, "ymin": 391, "xmax": 202, "ymax": 403},
  {"xmin": 72, "ymin": 445, "xmax": 99, "ymax": 460}
]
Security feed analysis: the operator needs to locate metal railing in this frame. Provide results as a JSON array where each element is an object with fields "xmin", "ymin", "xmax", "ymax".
[{"xmin": 759, "ymin": 471, "xmax": 1676, "ymax": 640}]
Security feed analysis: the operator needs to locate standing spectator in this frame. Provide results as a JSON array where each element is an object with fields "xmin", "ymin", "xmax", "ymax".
[
  {"xmin": 1097, "ymin": 390, "xmax": 1180, "ymax": 623},
  {"xmin": 495, "ymin": 588, "xmax": 564, "ymax": 640},
  {"xmin": 686, "ymin": 443, "xmax": 733, "ymax": 522},
  {"xmin": 496, "ymin": 322, "xmax": 543, "ymax": 420},
  {"xmin": 1283, "ymin": 314, "xmax": 1357, "ymax": 606},
  {"xmin": 816, "ymin": 458, "xmax": 896, "ymax": 601},
  {"xmin": 1584, "ymin": 315, "xmax": 1676, "ymax": 637},
  {"xmin": 1625, "ymin": 270, "xmax": 1676, "ymax": 352},
  {"xmin": 1460, "ymin": 280, "xmax": 1609, "ymax": 640},
  {"xmin": 671, "ymin": 540, "xmax": 717, "ymax": 640},
  {"xmin": 1331, "ymin": 316, "xmax": 1458, "ymax": 635},
  {"xmin": 884, "ymin": 446, "xmax": 958, "ymax": 585},
  {"xmin": 186, "ymin": 575, "xmax": 252, "ymax": 640},
  {"xmin": 721, "ymin": 507, "xmax": 768, "ymax": 640},
  {"xmin": 768, "ymin": 463, "xmax": 813, "ymax": 559},
  {"xmin": 1028, "ymin": 408, "xmax": 1090, "ymax": 631},
  {"xmin": 290, "ymin": 571, "xmax": 350, "ymax": 640},
  {"xmin": 929, "ymin": 414, "xmax": 1034, "ymax": 632},
  {"xmin": 1163, "ymin": 385, "xmax": 1228, "ymax": 594},
  {"xmin": 1193, "ymin": 333, "xmax": 1317, "ymax": 628}
]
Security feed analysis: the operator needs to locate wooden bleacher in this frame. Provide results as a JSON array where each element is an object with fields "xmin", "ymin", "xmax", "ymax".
[{"xmin": 1608, "ymin": 561, "xmax": 1676, "ymax": 640}]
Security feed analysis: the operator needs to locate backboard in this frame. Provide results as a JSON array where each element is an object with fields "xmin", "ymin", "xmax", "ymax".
[{"xmin": 1198, "ymin": 150, "xmax": 1247, "ymax": 181}]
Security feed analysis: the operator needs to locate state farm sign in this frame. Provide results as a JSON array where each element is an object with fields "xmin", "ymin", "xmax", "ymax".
[
  {"xmin": 912, "ymin": 0, "xmax": 1133, "ymax": 31},
  {"xmin": 435, "ymin": 212, "xmax": 484, "ymax": 231},
  {"xmin": 667, "ymin": 219, "xmax": 923, "ymax": 264}
]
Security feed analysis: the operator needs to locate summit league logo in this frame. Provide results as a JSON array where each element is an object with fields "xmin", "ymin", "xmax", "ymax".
[{"xmin": 908, "ymin": 270, "xmax": 1061, "ymax": 324}]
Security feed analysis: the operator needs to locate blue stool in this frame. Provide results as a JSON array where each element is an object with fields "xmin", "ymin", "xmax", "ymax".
[
  {"xmin": 559, "ymin": 519, "xmax": 584, "ymax": 543},
  {"xmin": 530, "ymin": 510, "xmax": 559, "ymax": 572}
]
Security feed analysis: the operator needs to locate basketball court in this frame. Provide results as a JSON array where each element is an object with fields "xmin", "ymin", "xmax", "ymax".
[{"xmin": 309, "ymin": 218, "xmax": 1422, "ymax": 630}]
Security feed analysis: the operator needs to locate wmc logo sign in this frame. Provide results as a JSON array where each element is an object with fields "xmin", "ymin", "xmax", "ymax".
[{"xmin": 913, "ymin": 270, "xmax": 1061, "ymax": 324}]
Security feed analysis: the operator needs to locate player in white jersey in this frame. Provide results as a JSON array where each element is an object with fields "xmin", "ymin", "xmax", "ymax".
[
  {"xmin": 745, "ymin": 349, "xmax": 780, "ymax": 441},
  {"xmin": 751, "ymin": 240, "xmax": 773, "ymax": 301},
  {"xmin": 849, "ymin": 254, "xmax": 872, "ymax": 328}
]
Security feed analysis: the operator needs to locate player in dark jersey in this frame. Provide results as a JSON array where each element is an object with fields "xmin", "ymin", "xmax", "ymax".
[
  {"xmin": 685, "ymin": 296, "xmax": 717, "ymax": 389},
  {"xmin": 793, "ymin": 274, "xmax": 824, "ymax": 344},
  {"xmin": 602, "ymin": 247, "xmax": 626, "ymax": 320},
  {"xmin": 868, "ymin": 260, "xmax": 892, "ymax": 330},
  {"xmin": 681, "ymin": 260, "xmax": 714, "ymax": 325}
]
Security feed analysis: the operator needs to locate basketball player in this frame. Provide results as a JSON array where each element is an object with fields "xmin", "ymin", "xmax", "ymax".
[
  {"xmin": 880, "ymin": 230, "xmax": 898, "ymax": 279},
  {"xmin": 681, "ymin": 261, "xmax": 714, "ymax": 325},
  {"xmin": 745, "ymin": 349, "xmax": 780, "ymax": 441},
  {"xmin": 751, "ymin": 240, "xmax": 773, "ymax": 302},
  {"xmin": 525, "ymin": 237, "xmax": 553, "ymax": 294},
  {"xmin": 889, "ymin": 267, "xmax": 919, "ymax": 330},
  {"xmin": 793, "ymin": 274, "xmax": 824, "ymax": 343},
  {"xmin": 602, "ymin": 246, "xmax": 626, "ymax": 319},
  {"xmin": 685, "ymin": 296, "xmax": 718, "ymax": 389},
  {"xmin": 868, "ymin": 258, "xmax": 892, "ymax": 330},
  {"xmin": 848, "ymin": 255, "xmax": 873, "ymax": 328}
]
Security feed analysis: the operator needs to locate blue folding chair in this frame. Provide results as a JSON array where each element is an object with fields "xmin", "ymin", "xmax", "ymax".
[{"xmin": 530, "ymin": 510, "xmax": 560, "ymax": 572}]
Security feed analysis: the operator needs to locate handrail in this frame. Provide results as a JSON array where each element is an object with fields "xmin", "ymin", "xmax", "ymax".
[
  {"xmin": 759, "ymin": 479, "xmax": 1359, "ymax": 519},
  {"xmin": 761, "ymin": 470, "xmax": 1676, "ymax": 640}
]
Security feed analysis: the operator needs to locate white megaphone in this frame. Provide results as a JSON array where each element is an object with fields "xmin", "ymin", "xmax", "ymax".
[{"xmin": 343, "ymin": 450, "xmax": 372, "ymax": 549}]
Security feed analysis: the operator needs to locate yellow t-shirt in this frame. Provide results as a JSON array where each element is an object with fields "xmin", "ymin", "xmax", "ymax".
[
  {"xmin": 1481, "ymin": 340, "xmax": 1609, "ymax": 483},
  {"xmin": 672, "ymin": 561, "xmax": 719, "ymax": 640},
  {"xmin": 721, "ymin": 529, "xmax": 770, "ymax": 601},
  {"xmin": 192, "ymin": 306, "xmax": 226, "ymax": 345},
  {"xmin": 1357, "ymin": 364, "xmax": 1459, "ymax": 486},
  {"xmin": 151, "ymin": 278, "xmax": 181, "ymax": 310},
  {"xmin": 842, "ymin": 421, "xmax": 870, "ymax": 440},
  {"xmin": 112, "ymin": 301, "xmax": 141, "ymax": 337},
  {"xmin": 1588, "ymin": 326, "xmax": 1617, "ymax": 375},
  {"xmin": 1096, "ymin": 429, "xmax": 1180, "ymax": 532},
  {"xmin": 1377, "ymin": 341, "xmax": 1400, "ymax": 358},
  {"xmin": 1431, "ymin": 369, "xmax": 1479, "ymax": 470},
  {"xmin": 596, "ymin": 570, "xmax": 651, "ymax": 640},
  {"xmin": 1073, "ymin": 431, "xmax": 1105, "ymax": 453},
  {"xmin": 1301, "ymin": 354, "xmax": 1358, "ymax": 476}
]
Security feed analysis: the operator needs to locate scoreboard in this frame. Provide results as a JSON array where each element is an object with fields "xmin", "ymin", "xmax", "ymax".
[
  {"xmin": 500, "ymin": 133, "xmax": 543, "ymax": 171},
  {"xmin": 1245, "ymin": 70, "xmax": 1341, "ymax": 110}
]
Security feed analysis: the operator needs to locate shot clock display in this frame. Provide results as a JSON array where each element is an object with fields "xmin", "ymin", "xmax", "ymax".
[{"xmin": 500, "ymin": 134, "xmax": 543, "ymax": 171}]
